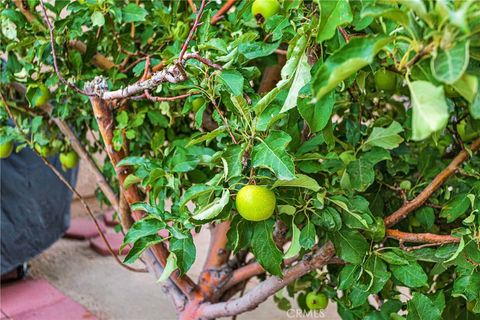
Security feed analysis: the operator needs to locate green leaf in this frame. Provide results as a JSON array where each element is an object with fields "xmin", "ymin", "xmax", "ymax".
[
  {"xmin": 157, "ymin": 253, "xmax": 177, "ymax": 283},
  {"xmin": 91, "ymin": 11, "xmax": 105, "ymax": 27},
  {"xmin": 254, "ymin": 36, "xmax": 308, "ymax": 115},
  {"xmin": 409, "ymin": 80, "xmax": 449, "ymax": 141},
  {"xmin": 251, "ymin": 220, "xmax": 283, "ymax": 276},
  {"xmin": 124, "ymin": 234, "xmax": 164, "ymax": 264},
  {"xmin": 219, "ymin": 70, "xmax": 244, "ymax": 96},
  {"xmin": 313, "ymin": 36, "xmax": 391, "ymax": 100},
  {"xmin": 391, "ymin": 262, "xmax": 428, "ymax": 288},
  {"xmin": 440, "ymin": 195, "xmax": 470, "ymax": 222},
  {"xmin": 280, "ymin": 53, "xmax": 311, "ymax": 113},
  {"xmin": 252, "ymin": 130, "xmax": 296, "ymax": 180},
  {"xmin": 451, "ymin": 73, "xmax": 478, "ymax": 103},
  {"xmin": 299, "ymin": 221, "xmax": 316, "ymax": 249},
  {"xmin": 363, "ymin": 121, "xmax": 404, "ymax": 150},
  {"xmin": 122, "ymin": 3, "xmax": 148, "ymax": 23},
  {"xmin": 298, "ymin": 90, "xmax": 336, "ymax": 133},
  {"xmin": 338, "ymin": 264, "xmax": 360, "ymax": 290},
  {"xmin": 238, "ymin": 41, "xmax": 280, "ymax": 60},
  {"xmin": 431, "ymin": 40, "xmax": 469, "ymax": 84},
  {"xmin": 192, "ymin": 189, "xmax": 230, "ymax": 220},
  {"xmin": 312, "ymin": 207, "xmax": 342, "ymax": 231},
  {"xmin": 317, "ymin": 0, "xmax": 353, "ymax": 43},
  {"xmin": 222, "ymin": 144, "xmax": 245, "ymax": 180},
  {"xmin": 346, "ymin": 159, "xmax": 375, "ymax": 192},
  {"xmin": 170, "ymin": 235, "xmax": 196, "ymax": 274},
  {"xmin": 272, "ymin": 174, "xmax": 320, "ymax": 191},
  {"xmin": 123, "ymin": 218, "xmax": 165, "ymax": 246},
  {"xmin": 227, "ymin": 215, "xmax": 253, "ymax": 253},
  {"xmin": 284, "ymin": 223, "xmax": 301, "ymax": 259},
  {"xmin": 123, "ymin": 174, "xmax": 141, "ymax": 189},
  {"xmin": 407, "ymin": 293, "xmax": 442, "ymax": 320},
  {"xmin": 378, "ymin": 251, "xmax": 409, "ymax": 265},
  {"xmin": 332, "ymin": 229, "xmax": 369, "ymax": 264}
]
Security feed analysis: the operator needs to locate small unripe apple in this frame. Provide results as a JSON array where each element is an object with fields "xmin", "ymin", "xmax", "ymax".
[
  {"xmin": 252, "ymin": 0, "xmax": 280, "ymax": 21},
  {"xmin": 305, "ymin": 292, "xmax": 328, "ymax": 310},
  {"xmin": 236, "ymin": 185, "xmax": 276, "ymax": 221},
  {"xmin": 0, "ymin": 141, "xmax": 14, "ymax": 159}
]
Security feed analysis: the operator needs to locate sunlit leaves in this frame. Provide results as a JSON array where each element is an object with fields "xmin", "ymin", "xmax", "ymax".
[
  {"xmin": 313, "ymin": 36, "xmax": 391, "ymax": 100},
  {"xmin": 409, "ymin": 81, "xmax": 449, "ymax": 141},
  {"xmin": 363, "ymin": 121, "xmax": 404, "ymax": 150},
  {"xmin": 431, "ymin": 41, "xmax": 469, "ymax": 84},
  {"xmin": 122, "ymin": 4, "xmax": 148, "ymax": 23},
  {"xmin": 252, "ymin": 130, "xmax": 296, "ymax": 180},
  {"xmin": 316, "ymin": 0, "xmax": 353, "ymax": 43}
]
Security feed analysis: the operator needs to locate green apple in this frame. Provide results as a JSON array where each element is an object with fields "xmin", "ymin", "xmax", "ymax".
[{"xmin": 236, "ymin": 185, "xmax": 276, "ymax": 221}]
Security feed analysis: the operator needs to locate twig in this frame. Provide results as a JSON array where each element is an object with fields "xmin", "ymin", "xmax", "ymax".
[
  {"xmin": 188, "ymin": 0, "xmax": 197, "ymax": 12},
  {"xmin": 144, "ymin": 91, "xmax": 198, "ymax": 102},
  {"xmin": 1, "ymin": 94, "xmax": 145, "ymax": 273},
  {"xmin": 184, "ymin": 53, "xmax": 223, "ymax": 70},
  {"xmin": 386, "ymin": 229, "xmax": 460, "ymax": 244},
  {"xmin": 384, "ymin": 137, "xmax": 480, "ymax": 227},
  {"xmin": 211, "ymin": 0, "xmax": 236, "ymax": 25},
  {"xmin": 211, "ymin": 99, "xmax": 237, "ymax": 144},
  {"xmin": 39, "ymin": 0, "xmax": 94, "ymax": 96},
  {"xmin": 338, "ymin": 27, "xmax": 350, "ymax": 43},
  {"xmin": 179, "ymin": 0, "xmax": 207, "ymax": 62}
]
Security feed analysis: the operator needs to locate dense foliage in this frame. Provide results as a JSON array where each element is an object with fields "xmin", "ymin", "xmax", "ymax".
[{"xmin": 1, "ymin": 0, "xmax": 480, "ymax": 319}]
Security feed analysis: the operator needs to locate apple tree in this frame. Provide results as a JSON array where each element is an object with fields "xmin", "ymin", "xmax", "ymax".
[{"xmin": 1, "ymin": 0, "xmax": 480, "ymax": 319}]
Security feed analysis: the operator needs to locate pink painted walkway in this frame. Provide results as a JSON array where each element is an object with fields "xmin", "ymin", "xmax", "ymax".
[{"xmin": 0, "ymin": 279, "xmax": 96, "ymax": 320}]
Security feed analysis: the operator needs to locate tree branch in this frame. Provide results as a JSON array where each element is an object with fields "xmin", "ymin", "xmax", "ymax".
[
  {"xmin": 386, "ymin": 229, "xmax": 460, "ymax": 244},
  {"xmin": 211, "ymin": 0, "xmax": 237, "ymax": 25},
  {"xmin": 84, "ymin": 81, "xmax": 197, "ymax": 297},
  {"xmin": 192, "ymin": 242, "xmax": 335, "ymax": 319},
  {"xmin": 179, "ymin": 0, "xmax": 206, "ymax": 62},
  {"xmin": 384, "ymin": 137, "xmax": 480, "ymax": 227}
]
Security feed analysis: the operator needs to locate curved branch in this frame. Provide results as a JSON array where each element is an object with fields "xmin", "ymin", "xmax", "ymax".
[
  {"xmin": 384, "ymin": 137, "xmax": 480, "ymax": 227},
  {"xmin": 191, "ymin": 242, "xmax": 335, "ymax": 319},
  {"xmin": 386, "ymin": 229, "xmax": 460, "ymax": 244}
]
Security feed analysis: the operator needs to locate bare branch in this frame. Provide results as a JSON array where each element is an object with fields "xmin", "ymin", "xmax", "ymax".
[
  {"xmin": 386, "ymin": 229, "xmax": 460, "ymax": 244},
  {"xmin": 193, "ymin": 242, "xmax": 335, "ymax": 319},
  {"xmin": 211, "ymin": 0, "xmax": 237, "ymax": 25},
  {"xmin": 144, "ymin": 91, "xmax": 198, "ymax": 102},
  {"xmin": 179, "ymin": 0, "xmax": 207, "ymax": 62},
  {"xmin": 384, "ymin": 137, "xmax": 480, "ymax": 227}
]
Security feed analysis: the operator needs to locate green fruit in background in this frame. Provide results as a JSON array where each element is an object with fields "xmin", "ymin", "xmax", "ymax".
[
  {"xmin": 0, "ymin": 141, "xmax": 14, "ymax": 159},
  {"xmin": 32, "ymin": 84, "xmax": 50, "ymax": 107},
  {"xmin": 409, "ymin": 216, "xmax": 421, "ymax": 228},
  {"xmin": 236, "ymin": 185, "xmax": 276, "ymax": 221},
  {"xmin": 365, "ymin": 217, "xmax": 386, "ymax": 242},
  {"xmin": 305, "ymin": 292, "xmax": 328, "ymax": 310},
  {"xmin": 252, "ymin": 0, "xmax": 280, "ymax": 20},
  {"xmin": 445, "ymin": 85, "xmax": 460, "ymax": 98},
  {"xmin": 60, "ymin": 151, "xmax": 79, "ymax": 169},
  {"xmin": 467, "ymin": 301, "xmax": 476, "ymax": 312},
  {"xmin": 374, "ymin": 68, "xmax": 397, "ymax": 92},
  {"xmin": 191, "ymin": 97, "xmax": 205, "ymax": 112},
  {"xmin": 34, "ymin": 143, "xmax": 53, "ymax": 157}
]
